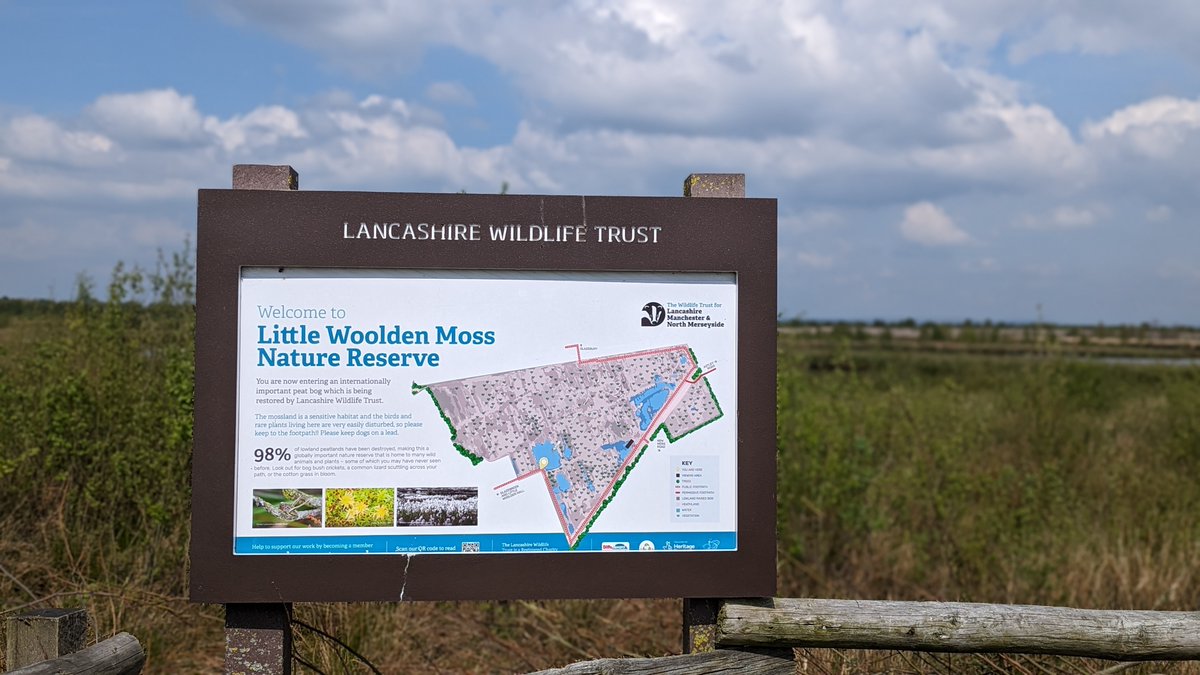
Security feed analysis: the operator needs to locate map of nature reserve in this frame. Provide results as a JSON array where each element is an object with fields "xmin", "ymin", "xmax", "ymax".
[
  {"xmin": 233, "ymin": 269, "xmax": 738, "ymax": 556},
  {"xmin": 417, "ymin": 344, "xmax": 722, "ymax": 546}
]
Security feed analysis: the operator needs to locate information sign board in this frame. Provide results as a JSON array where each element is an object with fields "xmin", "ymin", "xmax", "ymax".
[{"xmin": 191, "ymin": 190, "xmax": 776, "ymax": 602}]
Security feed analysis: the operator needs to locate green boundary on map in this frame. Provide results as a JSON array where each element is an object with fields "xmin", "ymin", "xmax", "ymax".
[
  {"xmin": 571, "ymin": 441, "xmax": 649, "ymax": 550},
  {"xmin": 411, "ymin": 382, "xmax": 484, "ymax": 466},
  {"xmin": 571, "ymin": 372, "xmax": 724, "ymax": 549},
  {"xmin": 661, "ymin": 374, "xmax": 724, "ymax": 441}
]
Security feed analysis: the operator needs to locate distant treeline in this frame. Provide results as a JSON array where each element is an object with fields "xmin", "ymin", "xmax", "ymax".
[
  {"xmin": 779, "ymin": 316, "xmax": 1200, "ymax": 348},
  {"xmin": 780, "ymin": 315, "xmax": 1200, "ymax": 332},
  {"xmin": 0, "ymin": 297, "xmax": 74, "ymax": 320}
]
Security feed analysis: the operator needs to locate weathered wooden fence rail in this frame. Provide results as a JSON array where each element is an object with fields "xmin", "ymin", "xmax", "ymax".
[
  {"xmin": 720, "ymin": 598, "xmax": 1200, "ymax": 660},
  {"xmin": 7, "ymin": 633, "xmax": 143, "ymax": 675},
  {"xmin": 538, "ymin": 598, "xmax": 1200, "ymax": 674},
  {"xmin": 4, "ymin": 609, "xmax": 143, "ymax": 675}
]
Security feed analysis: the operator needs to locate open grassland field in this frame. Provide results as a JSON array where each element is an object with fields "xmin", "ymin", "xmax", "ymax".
[{"xmin": 0, "ymin": 274, "xmax": 1197, "ymax": 672}]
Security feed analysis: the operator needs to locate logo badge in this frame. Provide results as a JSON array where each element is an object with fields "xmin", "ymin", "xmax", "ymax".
[
  {"xmin": 641, "ymin": 302, "xmax": 665, "ymax": 326},
  {"xmin": 639, "ymin": 540, "xmax": 656, "ymax": 551}
]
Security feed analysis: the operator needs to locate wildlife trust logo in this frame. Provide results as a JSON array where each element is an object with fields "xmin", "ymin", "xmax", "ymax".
[
  {"xmin": 641, "ymin": 302, "xmax": 666, "ymax": 326},
  {"xmin": 640, "ymin": 300, "xmax": 728, "ymax": 329}
]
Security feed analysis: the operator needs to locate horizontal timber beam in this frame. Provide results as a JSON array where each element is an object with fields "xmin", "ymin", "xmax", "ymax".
[
  {"xmin": 530, "ymin": 649, "xmax": 794, "ymax": 674},
  {"xmin": 718, "ymin": 598, "xmax": 1200, "ymax": 661},
  {"xmin": 7, "ymin": 632, "xmax": 144, "ymax": 675}
]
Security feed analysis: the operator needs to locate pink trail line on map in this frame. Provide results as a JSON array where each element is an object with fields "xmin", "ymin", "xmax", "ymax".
[
  {"xmin": 489, "ymin": 345, "xmax": 715, "ymax": 546},
  {"xmin": 560, "ymin": 344, "xmax": 703, "ymax": 545},
  {"xmin": 564, "ymin": 343, "xmax": 689, "ymax": 366}
]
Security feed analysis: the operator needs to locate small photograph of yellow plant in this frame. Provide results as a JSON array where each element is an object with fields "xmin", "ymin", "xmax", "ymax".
[{"xmin": 324, "ymin": 487, "xmax": 394, "ymax": 528}]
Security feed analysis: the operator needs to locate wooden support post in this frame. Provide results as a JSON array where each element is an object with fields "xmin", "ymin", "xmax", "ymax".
[
  {"xmin": 5, "ymin": 608, "xmax": 88, "ymax": 670},
  {"xmin": 684, "ymin": 173, "xmax": 745, "ymax": 199},
  {"xmin": 224, "ymin": 164, "xmax": 298, "ymax": 675},
  {"xmin": 682, "ymin": 598, "xmax": 721, "ymax": 654},
  {"xmin": 232, "ymin": 164, "xmax": 298, "ymax": 191},
  {"xmin": 225, "ymin": 604, "xmax": 292, "ymax": 675},
  {"xmin": 680, "ymin": 172, "xmax": 744, "ymax": 655}
]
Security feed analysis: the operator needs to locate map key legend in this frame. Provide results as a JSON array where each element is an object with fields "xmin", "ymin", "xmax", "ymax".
[{"xmin": 671, "ymin": 455, "xmax": 719, "ymax": 522}]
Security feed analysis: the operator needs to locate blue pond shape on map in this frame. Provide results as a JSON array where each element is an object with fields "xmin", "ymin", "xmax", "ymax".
[
  {"xmin": 601, "ymin": 440, "xmax": 634, "ymax": 463},
  {"xmin": 532, "ymin": 441, "xmax": 561, "ymax": 471},
  {"xmin": 562, "ymin": 444, "xmax": 573, "ymax": 460},
  {"xmin": 679, "ymin": 354, "xmax": 688, "ymax": 365},
  {"xmin": 554, "ymin": 473, "xmax": 572, "ymax": 495},
  {"xmin": 631, "ymin": 375, "xmax": 675, "ymax": 430}
]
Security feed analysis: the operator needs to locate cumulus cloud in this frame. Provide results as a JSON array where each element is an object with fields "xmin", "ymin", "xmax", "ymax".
[
  {"xmin": 204, "ymin": 105, "xmax": 307, "ymax": 153},
  {"xmin": 3, "ymin": 1, "xmax": 1200, "ymax": 321},
  {"xmin": 1084, "ymin": 96, "xmax": 1200, "ymax": 158},
  {"xmin": 1001, "ymin": 2, "xmax": 1200, "ymax": 64},
  {"xmin": 899, "ymin": 202, "xmax": 969, "ymax": 246},
  {"xmin": 87, "ymin": 89, "xmax": 207, "ymax": 145},
  {"xmin": 198, "ymin": 0, "xmax": 1113, "ymax": 209},
  {"xmin": 208, "ymin": 1, "xmax": 1007, "ymax": 144},
  {"xmin": 1, "ymin": 115, "xmax": 114, "ymax": 166}
]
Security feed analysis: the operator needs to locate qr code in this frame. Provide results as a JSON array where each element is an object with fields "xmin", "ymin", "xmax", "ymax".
[{"xmin": 461, "ymin": 542, "xmax": 480, "ymax": 553}]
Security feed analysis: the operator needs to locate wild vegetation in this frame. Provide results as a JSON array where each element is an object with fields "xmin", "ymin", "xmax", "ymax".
[
  {"xmin": 0, "ymin": 256, "xmax": 1197, "ymax": 672},
  {"xmin": 325, "ymin": 488, "xmax": 394, "ymax": 528},
  {"xmin": 394, "ymin": 487, "xmax": 478, "ymax": 527}
]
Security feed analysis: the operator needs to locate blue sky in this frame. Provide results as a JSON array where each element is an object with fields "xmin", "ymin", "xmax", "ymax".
[{"xmin": 1, "ymin": 1, "xmax": 1198, "ymax": 325}]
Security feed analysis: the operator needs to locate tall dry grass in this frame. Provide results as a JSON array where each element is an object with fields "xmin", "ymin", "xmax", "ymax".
[{"xmin": 1, "ymin": 262, "xmax": 1198, "ymax": 672}]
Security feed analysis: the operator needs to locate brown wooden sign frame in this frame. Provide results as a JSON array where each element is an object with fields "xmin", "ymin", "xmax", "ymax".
[{"xmin": 191, "ymin": 188, "xmax": 776, "ymax": 603}]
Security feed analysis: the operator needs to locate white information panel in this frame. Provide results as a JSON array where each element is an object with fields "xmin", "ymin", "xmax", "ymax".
[{"xmin": 234, "ymin": 269, "xmax": 737, "ymax": 555}]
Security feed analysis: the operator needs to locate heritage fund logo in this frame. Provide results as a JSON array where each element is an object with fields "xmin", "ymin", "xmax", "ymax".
[
  {"xmin": 643, "ymin": 301, "xmax": 728, "ymax": 329},
  {"xmin": 641, "ymin": 302, "xmax": 666, "ymax": 327}
]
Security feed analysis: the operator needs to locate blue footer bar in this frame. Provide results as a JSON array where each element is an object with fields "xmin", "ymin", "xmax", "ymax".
[{"xmin": 234, "ymin": 532, "xmax": 736, "ymax": 555}]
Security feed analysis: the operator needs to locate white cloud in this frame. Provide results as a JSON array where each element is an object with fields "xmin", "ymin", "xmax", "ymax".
[
  {"xmin": 899, "ymin": 201, "xmax": 969, "ymax": 246},
  {"xmin": 87, "ymin": 88, "xmax": 207, "ymax": 145},
  {"xmin": 1083, "ymin": 96, "xmax": 1200, "ymax": 158},
  {"xmin": 209, "ymin": 1, "xmax": 988, "ymax": 144},
  {"xmin": 1, "ymin": 115, "xmax": 114, "ymax": 166},
  {"xmin": 4, "ymin": 1, "xmax": 1200, "ymax": 321},
  {"xmin": 1001, "ymin": 3, "xmax": 1200, "ymax": 64},
  {"xmin": 204, "ymin": 105, "xmax": 307, "ymax": 153}
]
